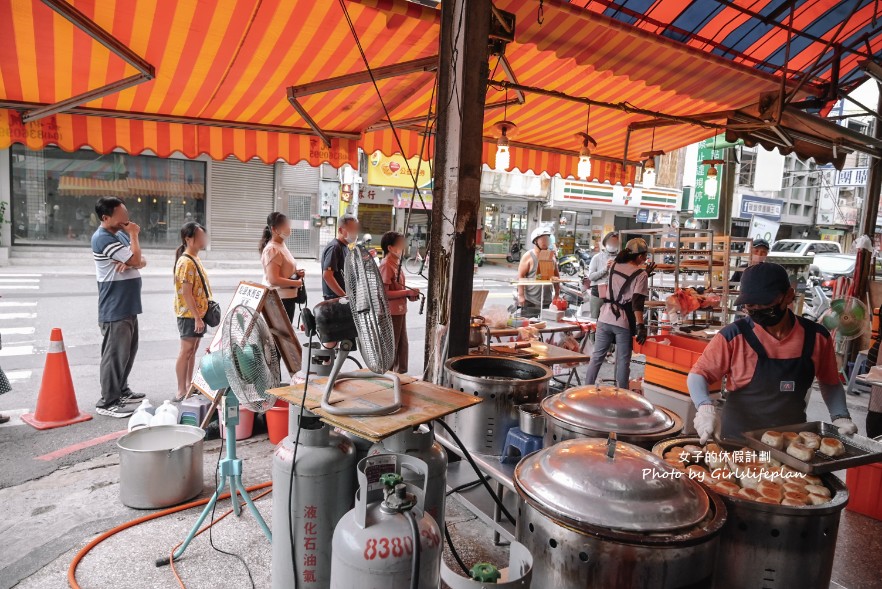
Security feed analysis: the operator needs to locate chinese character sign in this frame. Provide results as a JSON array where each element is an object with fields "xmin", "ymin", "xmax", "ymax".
[{"xmin": 693, "ymin": 135, "xmax": 727, "ymax": 220}]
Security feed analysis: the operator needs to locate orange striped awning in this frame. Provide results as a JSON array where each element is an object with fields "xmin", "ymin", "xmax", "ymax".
[{"xmin": 0, "ymin": 0, "xmax": 829, "ymax": 179}]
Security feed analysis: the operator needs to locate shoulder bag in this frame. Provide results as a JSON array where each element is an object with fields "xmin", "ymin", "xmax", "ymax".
[{"xmin": 182, "ymin": 254, "xmax": 221, "ymax": 327}]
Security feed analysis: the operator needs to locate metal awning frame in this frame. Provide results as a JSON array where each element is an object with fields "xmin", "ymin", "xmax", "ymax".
[{"xmin": 21, "ymin": 0, "xmax": 156, "ymax": 124}]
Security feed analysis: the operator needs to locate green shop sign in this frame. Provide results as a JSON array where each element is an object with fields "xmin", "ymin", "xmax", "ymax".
[{"xmin": 692, "ymin": 135, "xmax": 742, "ymax": 220}]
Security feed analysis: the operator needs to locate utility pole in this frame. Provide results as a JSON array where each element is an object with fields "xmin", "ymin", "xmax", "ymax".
[{"xmin": 424, "ymin": 0, "xmax": 492, "ymax": 383}]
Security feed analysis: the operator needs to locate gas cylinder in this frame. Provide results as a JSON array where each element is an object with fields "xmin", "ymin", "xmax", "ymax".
[
  {"xmin": 368, "ymin": 424, "xmax": 448, "ymax": 529},
  {"xmin": 330, "ymin": 454, "xmax": 442, "ymax": 589},
  {"xmin": 272, "ymin": 413, "xmax": 356, "ymax": 589}
]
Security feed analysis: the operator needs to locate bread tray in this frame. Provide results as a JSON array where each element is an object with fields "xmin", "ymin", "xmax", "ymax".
[{"xmin": 741, "ymin": 421, "xmax": 882, "ymax": 474}]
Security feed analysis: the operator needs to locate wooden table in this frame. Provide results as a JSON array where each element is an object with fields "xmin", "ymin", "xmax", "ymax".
[
  {"xmin": 488, "ymin": 319, "xmax": 585, "ymax": 342},
  {"xmin": 481, "ymin": 340, "xmax": 591, "ymax": 388},
  {"xmin": 269, "ymin": 373, "xmax": 481, "ymax": 442}
]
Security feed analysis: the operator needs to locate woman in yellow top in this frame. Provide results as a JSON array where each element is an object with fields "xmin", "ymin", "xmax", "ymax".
[
  {"xmin": 174, "ymin": 222, "xmax": 210, "ymax": 401},
  {"xmin": 260, "ymin": 212, "xmax": 304, "ymax": 322}
]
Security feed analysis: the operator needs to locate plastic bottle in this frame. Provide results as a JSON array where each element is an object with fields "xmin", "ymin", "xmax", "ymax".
[
  {"xmin": 151, "ymin": 400, "xmax": 180, "ymax": 425},
  {"xmin": 127, "ymin": 400, "xmax": 154, "ymax": 431}
]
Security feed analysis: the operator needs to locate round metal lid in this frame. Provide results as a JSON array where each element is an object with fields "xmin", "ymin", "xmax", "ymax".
[
  {"xmin": 541, "ymin": 385, "xmax": 674, "ymax": 435},
  {"xmin": 514, "ymin": 438, "xmax": 710, "ymax": 532}
]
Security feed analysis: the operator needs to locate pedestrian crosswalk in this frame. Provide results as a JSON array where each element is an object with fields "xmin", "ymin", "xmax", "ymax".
[{"xmin": 0, "ymin": 275, "xmax": 40, "ymax": 366}]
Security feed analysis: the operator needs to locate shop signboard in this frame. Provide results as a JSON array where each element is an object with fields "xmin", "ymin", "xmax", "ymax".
[
  {"xmin": 738, "ymin": 194, "xmax": 782, "ymax": 221},
  {"xmin": 692, "ymin": 135, "xmax": 731, "ymax": 220},
  {"xmin": 554, "ymin": 179, "xmax": 679, "ymax": 210},
  {"xmin": 836, "ymin": 167, "xmax": 869, "ymax": 186},
  {"xmin": 361, "ymin": 185, "xmax": 397, "ymax": 206},
  {"xmin": 748, "ymin": 215, "xmax": 780, "ymax": 243},
  {"xmin": 367, "ymin": 150, "xmax": 433, "ymax": 189},
  {"xmin": 636, "ymin": 209, "xmax": 650, "ymax": 223},
  {"xmin": 395, "ymin": 188, "xmax": 433, "ymax": 210}
]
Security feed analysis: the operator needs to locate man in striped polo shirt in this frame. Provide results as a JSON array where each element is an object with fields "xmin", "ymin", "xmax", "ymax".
[{"xmin": 91, "ymin": 197, "xmax": 147, "ymax": 418}]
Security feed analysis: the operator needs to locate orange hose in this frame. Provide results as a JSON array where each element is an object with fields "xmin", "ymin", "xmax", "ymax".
[{"xmin": 67, "ymin": 481, "xmax": 272, "ymax": 589}]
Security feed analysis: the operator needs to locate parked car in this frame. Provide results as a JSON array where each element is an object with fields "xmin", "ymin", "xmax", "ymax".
[
  {"xmin": 810, "ymin": 252, "xmax": 856, "ymax": 279},
  {"xmin": 768, "ymin": 239, "xmax": 842, "ymax": 258}
]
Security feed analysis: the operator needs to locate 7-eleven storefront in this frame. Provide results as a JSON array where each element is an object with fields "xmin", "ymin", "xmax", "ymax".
[{"xmin": 548, "ymin": 178, "xmax": 682, "ymax": 250}]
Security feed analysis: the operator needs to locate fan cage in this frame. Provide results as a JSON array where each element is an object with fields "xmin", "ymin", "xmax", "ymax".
[
  {"xmin": 344, "ymin": 245, "xmax": 397, "ymax": 373},
  {"xmin": 221, "ymin": 304, "xmax": 281, "ymax": 412}
]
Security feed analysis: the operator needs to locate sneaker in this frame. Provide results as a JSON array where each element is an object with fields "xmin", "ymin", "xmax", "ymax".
[
  {"xmin": 96, "ymin": 403, "xmax": 135, "ymax": 418},
  {"xmin": 120, "ymin": 391, "xmax": 145, "ymax": 403}
]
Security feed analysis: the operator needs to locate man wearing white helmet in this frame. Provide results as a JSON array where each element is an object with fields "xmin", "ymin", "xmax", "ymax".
[{"xmin": 517, "ymin": 226, "xmax": 560, "ymax": 318}]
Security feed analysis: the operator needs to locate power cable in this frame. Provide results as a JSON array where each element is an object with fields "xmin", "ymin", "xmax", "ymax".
[
  {"xmin": 208, "ymin": 396, "xmax": 255, "ymax": 589},
  {"xmin": 287, "ymin": 333, "xmax": 316, "ymax": 589},
  {"xmin": 435, "ymin": 419, "xmax": 516, "ymax": 525}
]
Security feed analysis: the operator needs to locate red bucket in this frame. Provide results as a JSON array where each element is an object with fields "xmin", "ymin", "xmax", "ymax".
[{"xmin": 266, "ymin": 399, "xmax": 289, "ymax": 445}]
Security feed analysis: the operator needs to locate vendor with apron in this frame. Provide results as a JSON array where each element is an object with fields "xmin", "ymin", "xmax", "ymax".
[{"xmin": 689, "ymin": 262, "xmax": 858, "ymax": 443}]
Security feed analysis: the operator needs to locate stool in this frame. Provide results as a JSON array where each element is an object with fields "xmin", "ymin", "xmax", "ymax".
[
  {"xmin": 847, "ymin": 350, "xmax": 872, "ymax": 396},
  {"xmin": 500, "ymin": 427, "xmax": 543, "ymax": 464}
]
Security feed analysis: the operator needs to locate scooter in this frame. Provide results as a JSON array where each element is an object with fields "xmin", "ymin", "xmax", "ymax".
[
  {"xmin": 574, "ymin": 244, "xmax": 593, "ymax": 274},
  {"xmin": 803, "ymin": 284, "xmax": 830, "ymax": 322},
  {"xmin": 558, "ymin": 251, "xmax": 580, "ymax": 276},
  {"xmin": 475, "ymin": 246, "xmax": 485, "ymax": 267},
  {"xmin": 506, "ymin": 241, "xmax": 524, "ymax": 263}
]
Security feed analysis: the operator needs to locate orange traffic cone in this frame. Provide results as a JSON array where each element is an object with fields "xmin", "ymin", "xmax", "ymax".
[{"xmin": 22, "ymin": 328, "xmax": 92, "ymax": 430}]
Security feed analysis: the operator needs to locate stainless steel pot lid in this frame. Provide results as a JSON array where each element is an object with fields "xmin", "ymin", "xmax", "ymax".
[
  {"xmin": 514, "ymin": 438, "xmax": 710, "ymax": 532},
  {"xmin": 541, "ymin": 385, "xmax": 674, "ymax": 435}
]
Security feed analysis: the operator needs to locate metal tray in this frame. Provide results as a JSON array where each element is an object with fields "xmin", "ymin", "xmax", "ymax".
[{"xmin": 742, "ymin": 421, "xmax": 882, "ymax": 474}]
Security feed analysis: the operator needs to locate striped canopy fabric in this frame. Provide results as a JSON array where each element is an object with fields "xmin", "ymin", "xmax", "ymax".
[
  {"xmin": 0, "ymin": 0, "xmax": 867, "ymax": 179},
  {"xmin": 568, "ymin": 0, "xmax": 882, "ymax": 100}
]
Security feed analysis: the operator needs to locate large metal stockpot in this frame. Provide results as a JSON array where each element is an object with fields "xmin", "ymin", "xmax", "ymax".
[
  {"xmin": 118, "ymin": 425, "xmax": 205, "ymax": 509},
  {"xmin": 542, "ymin": 384, "xmax": 683, "ymax": 449},
  {"xmin": 653, "ymin": 437, "xmax": 849, "ymax": 589},
  {"xmin": 514, "ymin": 438, "xmax": 726, "ymax": 589},
  {"xmin": 444, "ymin": 355, "xmax": 553, "ymax": 455}
]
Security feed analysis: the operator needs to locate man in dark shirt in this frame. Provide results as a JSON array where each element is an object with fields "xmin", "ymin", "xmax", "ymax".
[
  {"xmin": 321, "ymin": 215, "xmax": 360, "ymax": 299},
  {"xmin": 91, "ymin": 197, "xmax": 147, "ymax": 417}
]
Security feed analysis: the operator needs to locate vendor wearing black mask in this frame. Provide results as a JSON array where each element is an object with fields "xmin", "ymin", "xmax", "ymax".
[{"xmin": 688, "ymin": 262, "xmax": 858, "ymax": 442}]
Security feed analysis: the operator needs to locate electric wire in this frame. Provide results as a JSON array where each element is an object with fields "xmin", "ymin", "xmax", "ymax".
[
  {"xmin": 406, "ymin": 509, "xmax": 422, "ymax": 589},
  {"xmin": 435, "ymin": 419, "xmax": 516, "ymax": 525},
  {"xmin": 169, "ymin": 487, "xmax": 273, "ymax": 588},
  {"xmin": 444, "ymin": 522, "xmax": 471, "ymax": 576},
  {"xmin": 446, "ymin": 479, "xmax": 482, "ymax": 497},
  {"xmin": 287, "ymin": 333, "xmax": 316, "ymax": 589},
  {"xmin": 207, "ymin": 413, "xmax": 256, "ymax": 589}
]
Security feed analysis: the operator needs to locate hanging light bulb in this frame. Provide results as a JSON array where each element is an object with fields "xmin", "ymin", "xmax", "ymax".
[
  {"xmin": 493, "ymin": 87, "xmax": 516, "ymax": 172},
  {"xmin": 575, "ymin": 107, "xmax": 597, "ymax": 181},
  {"xmin": 704, "ymin": 165, "xmax": 719, "ymax": 197},
  {"xmin": 640, "ymin": 127, "xmax": 663, "ymax": 189},
  {"xmin": 496, "ymin": 132, "xmax": 510, "ymax": 171},
  {"xmin": 577, "ymin": 147, "xmax": 592, "ymax": 180}
]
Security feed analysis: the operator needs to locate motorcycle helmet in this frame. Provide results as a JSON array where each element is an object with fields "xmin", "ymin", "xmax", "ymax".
[{"xmin": 530, "ymin": 226, "xmax": 553, "ymax": 246}]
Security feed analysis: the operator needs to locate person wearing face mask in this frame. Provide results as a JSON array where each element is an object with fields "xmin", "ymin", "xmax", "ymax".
[
  {"xmin": 688, "ymin": 262, "xmax": 858, "ymax": 443},
  {"xmin": 260, "ymin": 212, "xmax": 304, "ymax": 321},
  {"xmin": 321, "ymin": 215, "xmax": 360, "ymax": 300},
  {"xmin": 586, "ymin": 232, "xmax": 620, "ymax": 319},
  {"xmin": 731, "ymin": 238, "xmax": 770, "ymax": 283},
  {"xmin": 517, "ymin": 226, "xmax": 560, "ymax": 318},
  {"xmin": 378, "ymin": 232, "xmax": 420, "ymax": 373}
]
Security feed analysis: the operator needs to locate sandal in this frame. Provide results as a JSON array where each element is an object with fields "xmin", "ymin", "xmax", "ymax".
[{"xmin": 0, "ymin": 414, "xmax": 10, "ymax": 424}]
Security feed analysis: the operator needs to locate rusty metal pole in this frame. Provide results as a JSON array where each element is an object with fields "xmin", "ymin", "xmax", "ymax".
[{"xmin": 424, "ymin": 0, "xmax": 491, "ymax": 383}]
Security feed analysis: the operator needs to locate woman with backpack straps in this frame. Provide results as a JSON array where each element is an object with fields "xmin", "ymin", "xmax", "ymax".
[
  {"xmin": 583, "ymin": 238, "xmax": 654, "ymax": 389},
  {"xmin": 173, "ymin": 222, "xmax": 211, "ymax": 402}
]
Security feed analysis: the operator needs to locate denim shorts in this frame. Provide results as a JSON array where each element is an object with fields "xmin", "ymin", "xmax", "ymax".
[{"xmin": 177, "ymin": 317, "xmax": 204, "ymax": 339}]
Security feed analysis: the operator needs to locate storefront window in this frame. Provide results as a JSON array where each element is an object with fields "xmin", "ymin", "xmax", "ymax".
[
  {"xmin": 10, "ymin": 145, "xmax": 206, "ymax": 247},
  {"xmin": 482, "ymin": 201, "xmax": 527, "ymax": 258}
]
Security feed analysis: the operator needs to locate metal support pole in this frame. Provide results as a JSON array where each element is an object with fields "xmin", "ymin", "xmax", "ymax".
[
  {"xmin": 855, "ymin": 83, "xmax": 882, "ymax": 306},
  {"xmin": 425, "ymin": 0, "xmax": 492, "ymax": 383}
]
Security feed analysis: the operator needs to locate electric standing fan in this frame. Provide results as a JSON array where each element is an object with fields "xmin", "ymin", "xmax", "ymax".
[
  {"xmin": 157, "ymin": 304, "xmax": 279, "ymax": 566},
  {"xmin": 820, "ymin": 296, "xmax": 870, "ymax": 341},
  {"xmin": 303, "ymin": 244, "xmax": 402, "ymax": 416}
]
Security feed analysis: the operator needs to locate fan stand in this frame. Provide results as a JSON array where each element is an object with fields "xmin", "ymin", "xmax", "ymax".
[
  {"xmin": 156, "ymin": 389, "xmax": 271, "ymax": 567},
  {"xmin": 320, "ymin": 340, "xmax": 402, "ymax": 416}
]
